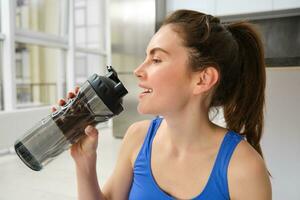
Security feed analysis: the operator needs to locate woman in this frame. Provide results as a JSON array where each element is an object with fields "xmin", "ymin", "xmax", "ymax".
[{"xmin": 58, "ymin": 9, "xmax": 272, "ymax": 200}]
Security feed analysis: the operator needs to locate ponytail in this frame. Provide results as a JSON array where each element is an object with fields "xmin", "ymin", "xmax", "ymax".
[{"xmin": 224, "ymin": 22, "xmax": 266, "ymax": 159}]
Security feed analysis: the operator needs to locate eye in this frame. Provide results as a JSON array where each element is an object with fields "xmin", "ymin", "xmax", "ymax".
[{"xmin": 152, "ymin": 59, "xmax": 161, "ymax": 64}]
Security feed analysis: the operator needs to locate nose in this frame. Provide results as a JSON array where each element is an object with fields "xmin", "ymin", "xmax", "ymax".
[{"xmin": 133, "ymin": 62, "xmax": 146, "ymax": 79}]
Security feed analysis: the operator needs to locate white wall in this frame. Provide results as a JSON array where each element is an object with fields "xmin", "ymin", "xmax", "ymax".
[
  {"xmin": 166, "ymin": 0, "xmax": 300, "ymax": 16},
  {"xmin": 0, "ymin": 107, "xmax": 50, "ymax": 149},
  {"xmin": 263, "ymin": 67, "xmax": 300, "ymax": 200},
  {"xmin": 166, "ymin": 0, "xmax": 216, "ymax": 15}
]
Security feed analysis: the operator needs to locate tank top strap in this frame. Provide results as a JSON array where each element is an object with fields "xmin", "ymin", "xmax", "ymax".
[
  {"xmin": 208, "ymin": 130, "xmax": 244, "ymax": 199},
  {"xmin": 137, "ymin": 117, "xmax": 163, "ymax": 162}
]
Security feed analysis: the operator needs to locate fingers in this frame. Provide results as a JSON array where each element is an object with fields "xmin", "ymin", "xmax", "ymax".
[
  {"xmin": 67, "ymin": 86, "xmax": 80, "ymax": 99},
  {"xmin": 51, "ymin": 86, "xmax": 79, "ymax": 112},
  {"xmin": 67, "ymin": 92, "xmax": 75, "ymax": 99},
  {"xmin": 58, "ymin": 99, "xmax": 66, "ymax": 106},
  {"xmin": 51, "ymin": 106, "xmax": 57, "ymax": 112},
  {"xmin": 51, "ymin": 99, "xmax": 65, "ymax": 111},
  {"xmin": 75, "ymin": 86, "xmax": 80, "ymax": 95},
  {"xmin": 85, "ymin": 125, "xmax": 99, "ymax": 139}
]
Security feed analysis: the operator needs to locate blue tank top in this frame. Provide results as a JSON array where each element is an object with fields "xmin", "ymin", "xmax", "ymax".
[{"xmin": 128, "ymin": 117, "xmax": 243, "ymax": 200}]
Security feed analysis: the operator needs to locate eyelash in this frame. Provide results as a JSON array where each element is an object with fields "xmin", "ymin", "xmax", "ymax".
[{"xmin": 152, "ymin": 59, "xmax": 161, "ymax": 64}]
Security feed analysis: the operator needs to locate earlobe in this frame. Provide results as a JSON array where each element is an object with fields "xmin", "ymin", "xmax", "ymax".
[{"xmin": 193, "ymin": 67, "xmax": 219, "ymax": 95}]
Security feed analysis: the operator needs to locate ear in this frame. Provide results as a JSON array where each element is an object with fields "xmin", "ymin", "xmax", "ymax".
[{"xmin": 192, "ymin": 67, "xmax": 219, "ymax": 95}]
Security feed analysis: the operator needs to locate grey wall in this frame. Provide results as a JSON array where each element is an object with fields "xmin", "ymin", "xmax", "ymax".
[
  {"xmin": 263, "ymin": 68, "xmax": 300, "ymax": 200},
  {"xmin": 254, "ymin": 16, "xmax": 300, "ymax": 66}
]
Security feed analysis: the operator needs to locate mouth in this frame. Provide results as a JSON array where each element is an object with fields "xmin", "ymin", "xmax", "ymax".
[
  {"xmin": 141, "ymin": 88, "xmax": 153, "ymax": 94},
  {"xmin": 138, "ymin": 84, "xmax": 153, "ymax": 98}
]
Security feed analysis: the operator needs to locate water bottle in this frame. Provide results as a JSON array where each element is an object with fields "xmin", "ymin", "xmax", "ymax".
[{"xmin": 14, "ymin": 66, "xmax": 128, "ymax": 171}]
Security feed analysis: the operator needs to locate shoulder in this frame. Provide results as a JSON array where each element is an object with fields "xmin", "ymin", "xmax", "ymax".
[
  {"xmin": 121, "ymin": 120, "xmax": 152, "ymax": 166},
  {"xmin": 123, "ymin": 120, "xmax": 152, "ymax": 144},
  {"xmin": 228, "ymin": 140, "xmax": 272, "ymax": 200},
  {"xmin": 101, "ymin": 120, "xmax": 152, "ymax": 198}
]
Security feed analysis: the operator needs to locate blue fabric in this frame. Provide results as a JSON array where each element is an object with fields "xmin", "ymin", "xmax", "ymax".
[{"xmin": 128, "ymin": 117, "xmax": 243, "ymax": 200}]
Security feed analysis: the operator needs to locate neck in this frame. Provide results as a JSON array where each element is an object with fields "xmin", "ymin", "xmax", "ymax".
[{"xmin": 161, "ymin": 104, "xmax": 221, "ymax": 152}]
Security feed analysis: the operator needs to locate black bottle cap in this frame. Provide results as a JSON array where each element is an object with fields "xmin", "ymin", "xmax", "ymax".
[{"xmin": 87, "ymin": 66, "xmax": 128, "ymax": 115}]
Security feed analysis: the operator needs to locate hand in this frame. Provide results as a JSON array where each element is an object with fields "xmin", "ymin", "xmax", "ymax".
[{"xmin": 51, "ymin": 86, "xmax": 100, "ymax": 163}]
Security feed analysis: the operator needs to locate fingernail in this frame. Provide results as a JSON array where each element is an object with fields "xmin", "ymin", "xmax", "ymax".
[{"xmin": 86, "ymin": 125, "xmax": 93, "ymax": 132}]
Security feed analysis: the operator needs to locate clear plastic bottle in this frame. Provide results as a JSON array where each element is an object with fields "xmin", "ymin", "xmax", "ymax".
[{"xmin": 14, "ymin": 66, "xmax": 128, "ymax": 171}]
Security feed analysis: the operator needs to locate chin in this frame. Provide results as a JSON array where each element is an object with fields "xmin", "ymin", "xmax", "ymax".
[
  {"xmin": 137, "ymin": 104, "xmax": 159, "ymax": 115},
  {"xmin": 137, "ymin": 106, "xmax": 150, "ymax": 115}
]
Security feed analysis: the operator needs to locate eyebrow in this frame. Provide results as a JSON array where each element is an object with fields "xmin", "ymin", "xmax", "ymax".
[{"xmin": 146, "ymin": 47, "xmax": 170, "ymax": 56}]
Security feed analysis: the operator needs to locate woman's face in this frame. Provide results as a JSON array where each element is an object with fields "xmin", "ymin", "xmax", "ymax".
[{"xmin": 134, "ymin": 24, "xmax": 195, "ymax": 115}]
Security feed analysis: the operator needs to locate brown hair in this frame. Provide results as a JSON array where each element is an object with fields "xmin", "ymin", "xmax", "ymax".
[{"xmin": 163, "ymin": 10, "xmax": 266, "ymax": 159}]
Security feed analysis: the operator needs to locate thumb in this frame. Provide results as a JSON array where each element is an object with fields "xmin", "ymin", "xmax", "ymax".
[{"xmin": 85, "ymin": 125, "xmax": 99, "ymax": 140}]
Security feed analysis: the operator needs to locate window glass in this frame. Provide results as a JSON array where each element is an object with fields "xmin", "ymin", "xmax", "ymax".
[
  {"xmin": 16, "ymin": 0, "xmax": 68, "ymax": 35},
  {"xmin": 0, "ymin": 1, "xmax": 2, "ymax": 31},
  {"xmin": 75, "ymin": 52, "xmax": 106, "ymax": 85},
  {"xmin": 74, "ymin": 0, "xmax": 105, "ymax": 50},
  {"xmin": 15, "ymin": 43, "xmax": 66, "ymax": 108},
  {"xmin": 0, "ymin": 42, "xmax": 3, "ymax": 110}
]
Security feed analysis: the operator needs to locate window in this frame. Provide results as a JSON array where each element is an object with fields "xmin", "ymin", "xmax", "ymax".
[
  {"xmin": 13, "ymin": 0, "xmax": 68, "ymax": 109},
  {"xmin": 0, "ymin": 2, "xmax": 3, "ymax": 110},
  {"xmin": 75, "ymin": 0, "xmax": 105, "ymax": 49},
  {"xmin": 0, "ymin": 41, "xmax": 3, "ymax": 110},
  {"xmin": 74, "ymin": 0, "xmax": 107, "ymax": 84},
  {"xmin": 16, "ymin": 0, "xmax": 68, "ymax": 36},
  {"xmin": 15, "ymin": 43, "xmax": 66, "ymax": 108},
  {"xmin": 75, "ymin": 52, "xmax": 106, "ymax": 85},
  {"xmin": 0, "ymin": 0, "xmax": 109, "ymax": 111}
]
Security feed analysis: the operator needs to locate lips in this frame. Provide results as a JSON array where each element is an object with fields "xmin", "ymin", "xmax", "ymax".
[{"xmin": 138, "ymin": 84, "xmax": 153, "ymax": 98}]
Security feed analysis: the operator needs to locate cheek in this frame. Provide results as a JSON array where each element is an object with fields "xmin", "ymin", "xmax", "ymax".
[
  {"xmin": 151, "ymin": 66, "xmax": 184, "ymax": 86},
  {"xmin": 154, "ymin": 73, "xmax": 192, "ymax": 106},
  {"xmin": 156, "ymin": 71, "xmax": 191, "ymax": 93}
]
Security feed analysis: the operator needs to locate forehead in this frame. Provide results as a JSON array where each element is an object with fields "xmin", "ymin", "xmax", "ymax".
[{"xmin": 146, "ymin": 24, "xmax": 185, "ymax": 53}]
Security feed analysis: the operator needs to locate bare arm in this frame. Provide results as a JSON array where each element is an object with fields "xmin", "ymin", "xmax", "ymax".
[
  {"xmin": 55, "ymin": 88, "xmax": 105, "ymax": 200},
  {"xmin": 101, "ymin": 120, "xmax": 150, "ymax": 199},
  {"xmin": 228, "ymin": 140, "xmax": 272, "ymax": 200},
  {"xmin": 72, "ymin": 121, "xmax": 150, "ymax": 200},
  {"xmin": 57, "ymin": 88, "xmax": 149, "ymax": 200},
  {"xmin": 73, "ymin": 146, "xmax": 104, "ymax": 200}
]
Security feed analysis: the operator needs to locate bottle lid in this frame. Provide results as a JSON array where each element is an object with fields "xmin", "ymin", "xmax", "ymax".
[{"xmin": 87, "ymin": 66, "xmax": 128, "ymax": 115}]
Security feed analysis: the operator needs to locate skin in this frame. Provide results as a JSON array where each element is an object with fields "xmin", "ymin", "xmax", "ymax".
[{"xmin": 55, "ymin": 24, "xmax": 272, "ymax": 200}]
